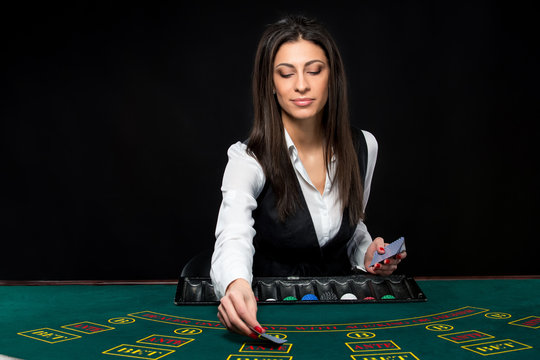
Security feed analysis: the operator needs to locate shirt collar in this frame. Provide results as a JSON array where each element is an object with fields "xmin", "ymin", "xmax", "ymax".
[
  {"xmin": 283, "ymin": 127, "xmax": 336, "ymax": 163},
  {"xmin": 283, "ymin": 128, "xmax": 297, "ymax": 159}
]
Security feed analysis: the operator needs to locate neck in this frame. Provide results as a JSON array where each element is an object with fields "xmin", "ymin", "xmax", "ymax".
[{"xmin": 282, "ymin": 113, "xmax": 324, "ymax": 150}]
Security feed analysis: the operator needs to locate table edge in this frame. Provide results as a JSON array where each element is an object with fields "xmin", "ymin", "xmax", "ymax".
[{"xmin": 1, "ymin": 275, "xmax": 539, "ymax": 286}]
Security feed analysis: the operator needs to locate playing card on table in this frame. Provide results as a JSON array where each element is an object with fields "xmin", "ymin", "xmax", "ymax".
[
  {"xmin": 249, "ymin": 326, "xmax": 288, "ymax": 344},
  {"xmin": 370, "ymin": 237, "xmax": 406, "ymax": 267}
]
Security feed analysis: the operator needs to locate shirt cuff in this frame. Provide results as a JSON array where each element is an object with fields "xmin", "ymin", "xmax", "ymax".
[
  {"xmin": 210, "ymin": 261, "xmax": 253, "ymax": 299},
  {"xmin": 348, "ymin": 222, "xmax": 372, "ymax": 272}
]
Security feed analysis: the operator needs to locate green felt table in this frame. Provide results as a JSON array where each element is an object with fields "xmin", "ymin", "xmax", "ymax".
[{"xmin": 1, "ymin": 278, "xmax": 539, "ymax": 360}]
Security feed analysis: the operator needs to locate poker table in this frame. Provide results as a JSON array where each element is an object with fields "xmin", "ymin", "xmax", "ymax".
[{"xmin": 1, "ymin": 277, "xmax": 539, "ymax": 360}]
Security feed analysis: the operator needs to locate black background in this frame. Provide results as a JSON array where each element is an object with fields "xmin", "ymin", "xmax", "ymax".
[{"xmin": 1, "ymin": 1, "xmax": 538, "ymax": 280}]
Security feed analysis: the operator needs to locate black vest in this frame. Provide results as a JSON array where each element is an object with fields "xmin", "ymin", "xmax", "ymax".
[{"xmin": 252, "ymin": 127, "xmax": 368, "ymax": 277}]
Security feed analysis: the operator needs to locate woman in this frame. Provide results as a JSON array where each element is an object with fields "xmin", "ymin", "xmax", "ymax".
[{"xmin": 210, "ymin": 15, "xmax": 406, "ymax": 339}]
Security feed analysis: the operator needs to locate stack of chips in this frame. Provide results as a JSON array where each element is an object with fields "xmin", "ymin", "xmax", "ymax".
[
  {"xmin": 340, "ymin": 293, "xmax": 358, "ymax": 300},
  {"xmin": 319, "ymin": 291, "xmax": 339, "ymax": 301}
]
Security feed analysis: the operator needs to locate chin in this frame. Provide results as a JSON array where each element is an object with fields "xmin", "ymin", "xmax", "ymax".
[{"xmin": 285, "ymin": 109, "xmax": 321, "ymax": 122}]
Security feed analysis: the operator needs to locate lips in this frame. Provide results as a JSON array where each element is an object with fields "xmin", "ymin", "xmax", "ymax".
[{"xmin": 291, "ymin": 98, "xmax": 315, "ymax": 107}]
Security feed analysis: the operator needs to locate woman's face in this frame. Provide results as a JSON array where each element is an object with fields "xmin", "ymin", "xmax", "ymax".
[{"xmin": 273, "ymin": 39, "xmax": 329, "ymax": 125}]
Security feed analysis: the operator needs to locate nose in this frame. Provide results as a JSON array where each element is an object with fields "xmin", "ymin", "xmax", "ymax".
[{"xmin": 295, "ymin": 73, "xmax": 310, "ymax": 94}]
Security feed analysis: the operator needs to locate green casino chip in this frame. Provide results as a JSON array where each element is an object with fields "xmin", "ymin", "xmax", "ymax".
[
  {"xmin": 283, "ymin": 296, "xmax": 298, "ymax": 301},
  {"xmin": 381, "ymin": 294, "xmax": 396, "ymax": 300}
]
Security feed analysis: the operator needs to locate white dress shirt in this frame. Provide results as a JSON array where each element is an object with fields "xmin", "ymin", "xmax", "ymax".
[{"xmin": 210, "ymin": 129, "xmax": 378, "ymax": 298}]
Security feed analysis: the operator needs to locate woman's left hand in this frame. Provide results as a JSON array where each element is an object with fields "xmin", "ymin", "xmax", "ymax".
[{"xmin": 364, "ymin": 237, "xmax": 407, "ymax": 276}]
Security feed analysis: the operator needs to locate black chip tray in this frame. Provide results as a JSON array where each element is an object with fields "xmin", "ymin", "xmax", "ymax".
[{"xmin": 174, "ymin": 274, "xmax": 427, "ymax": 305}]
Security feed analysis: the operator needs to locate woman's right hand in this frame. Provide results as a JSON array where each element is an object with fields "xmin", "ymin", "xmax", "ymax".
[{"xmin": 217, "ymin": 278, "xmax": 264, "ymax": 339}]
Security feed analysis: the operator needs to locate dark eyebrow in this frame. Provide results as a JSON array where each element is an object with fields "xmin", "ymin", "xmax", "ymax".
[{"xmin": 275, "ymin": 59, "xmax": 326, "ymax": 69}]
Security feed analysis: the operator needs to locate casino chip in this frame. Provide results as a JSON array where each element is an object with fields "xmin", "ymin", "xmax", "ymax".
[
  {"xmin": 319, "ymin": 291, "xmax": 339, "ymax": 301},
  {"xmin": 363, "ymin": 296, "xmax": 376, "ymax": 300},
  {"xmin": 283, "ymin": 296, "xmax": 297, "ymax": 301},
  {"xmin": 340, "ymin": 293, "xmax": 358, "ymax": 300},
  {"xmin": 301, "ymin": 294, "xmax": 319, "ymax": 301},
  {"xmin": 381, "ymin": 295, "xmax": 396, "ymax": 300},
  {"xmin": 265, "ymin": 298, "xmax": 277, "ymax": 301}
]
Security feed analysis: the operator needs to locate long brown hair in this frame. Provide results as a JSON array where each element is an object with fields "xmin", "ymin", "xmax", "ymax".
[{"xmin": 247, "ymin": 15, "xmax": 364, "ymax": 224}]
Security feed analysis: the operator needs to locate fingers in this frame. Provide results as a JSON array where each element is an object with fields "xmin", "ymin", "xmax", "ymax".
[
  {"xmin": 232, "ymin": 291, "xmax": 261, "ymax": 334},
  {"xmin": 366, "ymin": 264, "xmax": 378, "ymax": 275},
  {"xmin": 366, "ymin": 261, "xmax": 396, "ymax": 276},
  {"xmin": 377, "ymin": 257, "xmax": 399, "ymax": 276},
  {"xmin": 373, "ymin": 237, "xmax": 386, "ymax": 254},
  {"xmin": 396, "ymin": 251, "xmax": 407, "ymax": 260},
  {"xmin": 365, "ymin": 238, "xmax": 406, "ymax": 276},
  {"xmin": 217, "ymin": 279, "xmax": 263, "ymax": 338},
  {"xmin": 364, "ymin": 237, "xmax": 383, "ymax": 274},
  {"xmin": 218, "ymin": 306, "xmax": 251, "ymax": 338},
  {"xmin": 218, "ymin": 295, "xmax": 248, "ymax": 335},
  {"xmin": 218, "ymin": 292, "xmax": 257, "ymax": 336}
]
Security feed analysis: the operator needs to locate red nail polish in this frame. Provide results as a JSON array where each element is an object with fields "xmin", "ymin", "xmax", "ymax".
[
  {"xmin": 375, "ymin": 263, "xmax": 381, "ymax": 269},
  {"xmin": 249, "ymin": 333, "xmax": 259, "ymax": 339},
  {"xmin": 255, "ymin": 326, "xmax": 264, "ymax": 333},
  {"xmin": 384, "ymin": 259, "xmax": 390, "ymax": 265},
  {"xmin": 379, "ymin": 247, "xmax": 385, "ymax": 252},
  {"xmin": 396, "ymin": 254, "xmax": 402, "ymax": 260}
]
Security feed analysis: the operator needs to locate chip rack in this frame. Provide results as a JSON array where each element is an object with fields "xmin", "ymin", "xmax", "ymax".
[{"xmin": 174, "ymin": 274, "xmax": 427, "ymax": 305}]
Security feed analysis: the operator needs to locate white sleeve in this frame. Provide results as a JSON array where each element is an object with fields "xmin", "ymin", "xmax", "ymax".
[
  {"xmin": 348, "ymin": 221, "xmax": 374, "ymax": 271},
  {"xmin": 361, "ymin": 130, "xmax": 378, "ymax": 211},
  {"xmin": 348, "ymin": 130, "xmax": 378, "ymax": 271},
  {"xmin": 210, "ymin": 142, "xmax": 265, "ymax": 299}
]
